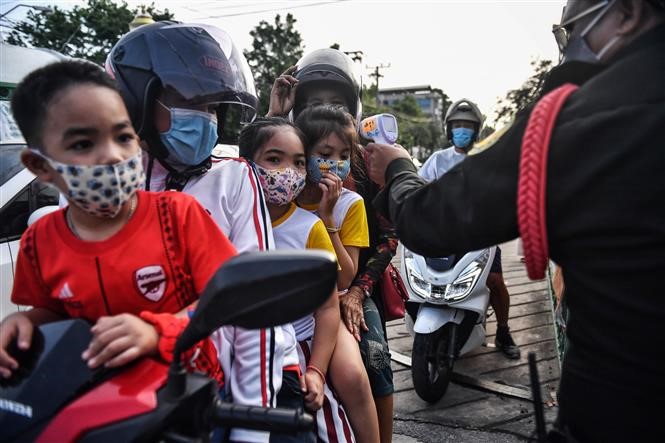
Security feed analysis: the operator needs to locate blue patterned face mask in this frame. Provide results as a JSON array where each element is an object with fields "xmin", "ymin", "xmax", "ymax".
[
  {"xmin": 307, "ymin": 156, "xmax": 351, "ymax": 183},
  {"xmin": 451, "ymin": 127, "xmax": 475, "ymax": 150},
  {"xmin": 159, "ymin": 102, "xmax": 218, "ymax": 166}
]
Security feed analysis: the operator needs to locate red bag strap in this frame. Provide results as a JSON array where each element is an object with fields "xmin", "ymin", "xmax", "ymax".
[{"xmin": 517, "ymin": 83, "xmax": 578, "ymax": 280}]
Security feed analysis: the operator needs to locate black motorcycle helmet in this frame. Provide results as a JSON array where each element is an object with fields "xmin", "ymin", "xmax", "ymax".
[
  {"xmin": 292, "ymin": 48, "xmax": 362, "ymax": 122},
  {"xmin": 107, "ymin": 21, "xmax": 258, "ymax": 162}
]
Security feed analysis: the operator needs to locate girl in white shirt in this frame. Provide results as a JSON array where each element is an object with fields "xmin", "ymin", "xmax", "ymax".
[{"xmin": 239, "ymin": 117, "xmax": 378, "ymax": 443}]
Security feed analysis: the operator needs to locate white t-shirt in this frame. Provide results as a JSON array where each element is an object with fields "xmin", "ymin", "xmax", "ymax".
[
  {"xmin": 146, "ymin": 156, "xmax": 291, "ymax": 443},
  {"xmin": 418, "ymin": 146, "xmax": 467, "ymax": 182},
  {"xmin": 272, "ymin": 203, "xmax": 338, "ymax": 341},
  {"xmin": 146, "ymin": 157, "xmax": 273, "ymax": 254}
]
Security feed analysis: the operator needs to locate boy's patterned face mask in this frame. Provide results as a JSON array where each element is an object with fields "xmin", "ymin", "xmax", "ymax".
[
  {"xmin": 34, "ymin": 150, "xmax": 145, "ymax": 218},
  {"xmin": 254, "ymin": 164, "xmax": 307, "ymax": 206},
  {"xmin": 307, "ymin": 156, "xmax": 351, "ymax": 183}
]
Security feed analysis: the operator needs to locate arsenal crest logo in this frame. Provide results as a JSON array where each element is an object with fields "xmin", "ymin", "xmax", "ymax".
[{"xmin": 135, "ymin": 265, "xmax": 167, "ymax": 302}]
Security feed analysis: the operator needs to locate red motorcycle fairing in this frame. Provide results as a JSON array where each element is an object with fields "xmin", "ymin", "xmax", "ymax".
[{"xmin": 37, "ymin": 358, "xmax": 168, "ymax": 443}]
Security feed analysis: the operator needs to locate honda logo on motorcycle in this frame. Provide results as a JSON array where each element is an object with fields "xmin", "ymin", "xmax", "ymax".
[{"xmin": 135, "ymin": 265, "xmax": 167, "ymax": 302}]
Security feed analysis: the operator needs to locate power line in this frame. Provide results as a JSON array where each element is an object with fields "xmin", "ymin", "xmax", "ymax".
[
  {"xmin": 190, "ymin": 0, "xmax": 350, "ymax": 20},
  {"xmin": 182, "ymin": 1, "xmax": 275, "ymax": 15}
]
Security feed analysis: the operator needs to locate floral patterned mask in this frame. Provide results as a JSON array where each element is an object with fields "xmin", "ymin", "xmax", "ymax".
[
  {"xmin": 34, "ymin": 150, "xmax": 145, "ymax": 218},
  {"xmin": 254, "ymin": 164, "xmax": 306, "ymax": 206},
  {"xmin": 307, "ymin": 156, "xmax": 351, "ymax": 183}
]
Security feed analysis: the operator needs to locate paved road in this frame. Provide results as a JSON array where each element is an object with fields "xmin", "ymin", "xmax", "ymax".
[{"xmin": 390, "ymin": 240, "xmax": 559, "ymax": 442}]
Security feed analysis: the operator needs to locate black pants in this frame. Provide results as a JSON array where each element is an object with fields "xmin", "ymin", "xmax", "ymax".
[{"xmin": 555, "ymin": 353, "xmax": 664, "ymax": 443}]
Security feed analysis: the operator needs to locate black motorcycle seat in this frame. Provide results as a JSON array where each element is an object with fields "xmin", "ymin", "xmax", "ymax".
[{"xmin": 0, "ymin": 319, "xmax": 98, "ymax": 441}]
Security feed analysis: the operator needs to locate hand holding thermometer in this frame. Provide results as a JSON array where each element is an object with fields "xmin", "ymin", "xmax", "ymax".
[
  {"xmin": 359, "ymin": 114, "xmax": 399, "ymax": 177},
  {"xmin": 359, "ymin": 114, "xmax": 398, "ymax": 145}
]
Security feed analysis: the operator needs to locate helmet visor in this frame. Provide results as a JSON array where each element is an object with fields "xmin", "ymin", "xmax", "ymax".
[{"xmin": 145, "ymin": 23, "xmax": 257, "ymax": 121}]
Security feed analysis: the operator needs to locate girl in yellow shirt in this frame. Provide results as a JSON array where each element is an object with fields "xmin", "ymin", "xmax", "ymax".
[{"xmin": 295, "ymin": 106, "xmax": 380, "ymax": 443}]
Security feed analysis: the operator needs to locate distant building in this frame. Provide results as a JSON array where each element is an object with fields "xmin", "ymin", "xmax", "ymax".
[{"xmin": 377, "ymin": 85, "xmax": 445, "ymax": 121}]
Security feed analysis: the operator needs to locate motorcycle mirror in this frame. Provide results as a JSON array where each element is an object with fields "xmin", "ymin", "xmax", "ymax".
[{"xmin": 174, "ymin": 250, "xmax": 337, "ymax": 357}]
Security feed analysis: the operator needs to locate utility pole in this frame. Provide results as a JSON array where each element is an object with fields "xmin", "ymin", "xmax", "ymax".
[{"xmin": 366, "ymin": 63, "xmax": 390, "ymax": 107}]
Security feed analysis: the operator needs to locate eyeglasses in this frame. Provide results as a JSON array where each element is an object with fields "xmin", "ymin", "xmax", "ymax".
[{"xmin": 551, "ymin": 0, "xmax": 610, "ymax": 52}]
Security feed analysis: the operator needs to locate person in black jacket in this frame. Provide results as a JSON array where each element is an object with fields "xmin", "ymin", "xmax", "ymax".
[{"xmin": 365, "ymin": 1, "xmax": 665, "ymax": 441}]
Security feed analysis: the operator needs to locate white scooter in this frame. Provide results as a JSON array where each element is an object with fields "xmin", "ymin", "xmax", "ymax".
[{"xmin": 399, "ymin": 243, "xmax": 495, "ymax": 403}]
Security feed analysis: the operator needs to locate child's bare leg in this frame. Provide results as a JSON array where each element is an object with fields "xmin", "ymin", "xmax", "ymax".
[
  {"xmin": 329, "ymin": 326, "xmax": 380, "ymax": 443},
  {"xmin": 375, "ymin": 394, "xmax": 393, "ymax": 443}
]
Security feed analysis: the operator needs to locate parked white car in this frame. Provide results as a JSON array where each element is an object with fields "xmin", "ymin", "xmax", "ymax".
[
  {"xmin": 1, "ymin": 43, "xmax": 68, "ymax": 319},
  {"xmin": 0, "ymin": 139, "xmax": 61, "ymax": 319}
]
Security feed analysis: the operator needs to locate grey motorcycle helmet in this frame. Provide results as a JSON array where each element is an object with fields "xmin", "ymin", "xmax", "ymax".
[
  {"xmin": 292, "ymin": 48, "xmax": 362, "ymax": 123},
  {"xmin": 444, "ymin": 99, "xmax": 485, "ymax": 143}
]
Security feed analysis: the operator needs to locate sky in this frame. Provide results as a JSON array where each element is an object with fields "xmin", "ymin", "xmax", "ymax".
[{"xmin": 0, "ymin": 0, "xmax": 567, "ymax": 124}]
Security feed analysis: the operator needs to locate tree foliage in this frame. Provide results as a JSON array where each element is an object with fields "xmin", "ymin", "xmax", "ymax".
[
  {"xmin": 244, "ymin": 13, "xmax": 304, "ymax": 115},
  {"xmin": 6, "ymin": 1, "xmax": 173, "ymax": 65},
  {"xmin": 391, "ymin": 95, "xmax": 422, "ymax": 117},
  {"xmin": 494, "ymin": 59, "xmax": 553, "ymax": 124}
]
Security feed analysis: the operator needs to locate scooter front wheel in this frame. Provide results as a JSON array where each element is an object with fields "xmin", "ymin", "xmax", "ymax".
[{"xmin": 411, "ymin": 328, "xmax": 453, "ymax": 403}]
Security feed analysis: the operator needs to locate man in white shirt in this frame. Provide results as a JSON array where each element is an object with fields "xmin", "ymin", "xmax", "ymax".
[{"xmin": 419, "ymin": 99, "xmax": 520, "ymax": 359}]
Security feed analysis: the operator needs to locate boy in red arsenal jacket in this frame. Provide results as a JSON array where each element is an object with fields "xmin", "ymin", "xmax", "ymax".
[{"xmin": 0, "ymin": 60, "xmax": 235, "ymax": 381}]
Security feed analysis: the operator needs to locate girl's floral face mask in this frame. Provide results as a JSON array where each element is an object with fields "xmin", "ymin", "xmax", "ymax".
[{"xmin": 254, "ymin": 164, "xmax": 307, "ymax": 206}]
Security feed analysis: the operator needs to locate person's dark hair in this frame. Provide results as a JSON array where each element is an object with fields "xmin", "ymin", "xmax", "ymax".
[
  {"xmin": 294, "ymin": 105, "xmax": 359, "ymax": 156},
  {"xmin": 294, "ymin": 105, "xmax": 363, "ymax": 182},
  {"xmin": 11, "ymin": 60, "xmax": 120, "ymax": 150},
  {"xmin": 238, "ymin": 117, "xmax": 307, "ymax": 161}
]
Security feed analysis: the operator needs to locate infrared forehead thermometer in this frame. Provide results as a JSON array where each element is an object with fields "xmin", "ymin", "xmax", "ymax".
[{"xmin": 359, "ymin": 114, "xmax": 398, "ymax": 145}]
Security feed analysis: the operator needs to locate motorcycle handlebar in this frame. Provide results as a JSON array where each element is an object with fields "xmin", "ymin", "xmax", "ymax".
[{"xmin": 212, "ymin": 401, "xmax": 315, "ymax": 432}]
